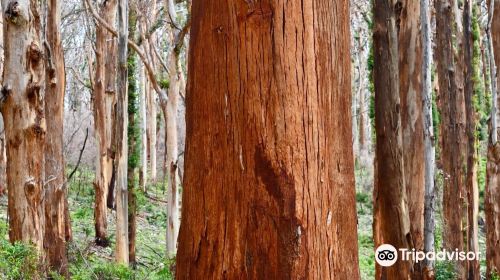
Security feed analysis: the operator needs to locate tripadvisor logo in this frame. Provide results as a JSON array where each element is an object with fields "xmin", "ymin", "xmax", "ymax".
[
  {"xmin": 375, "ymin": 244, "xmax": 481, "ymax": 267},
  {"xmin": 375, "ymin": 244, "xmax": 398, "ymax": 267}
]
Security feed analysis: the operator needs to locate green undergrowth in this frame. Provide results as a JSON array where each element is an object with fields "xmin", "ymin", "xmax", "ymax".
[{"xmin": 0, "ymin": 166, "xmax": 174, "ymax": 279}]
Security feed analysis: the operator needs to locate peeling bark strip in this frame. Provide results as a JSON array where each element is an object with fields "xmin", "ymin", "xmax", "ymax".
[
  {"xmin": 92, "ymin": 0, "xmax": 117, "ymax": 247},
  {"xmin": 1, "ymin": 0, "xmax": 46, "ymax": 252},
  {"xmin": 372, "ymin": 0, "xmax": 412, "ymax": 279},
  {"xmin": 176, "ymin": 0, "xmax": 359, "ymax": 278},
  {"xmin": 486, "ymin": 0, "xmax": 500, "ymax": 277},
  {"xmin": 43, "ymin": 0, "xmax": 69, "ymax": 275}
]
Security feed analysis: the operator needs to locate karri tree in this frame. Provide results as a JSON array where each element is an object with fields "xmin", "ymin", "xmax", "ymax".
[{"xmin": 176, "ymin": 0, "xmax": 360, "ymax": 278}]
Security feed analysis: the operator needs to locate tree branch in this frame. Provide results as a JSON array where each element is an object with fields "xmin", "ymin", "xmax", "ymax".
[{"xmin": 84, "ymin": 0, "xmax": 168, "ymax": 103}]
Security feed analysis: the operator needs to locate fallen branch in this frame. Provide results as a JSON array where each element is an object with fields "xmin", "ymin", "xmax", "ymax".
[{"xmin": 67, "ymin": 127, "xmax": 89, "ymax": 182}]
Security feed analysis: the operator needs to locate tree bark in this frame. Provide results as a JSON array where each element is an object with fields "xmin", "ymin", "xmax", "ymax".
[
  {"xmin": 486, "ymin": 0, "xmax": 500, "ymax": 277},
  {"xmin": 176, "ymin": 0, "xmax": 360, "ymax": 278},
  {"xmin": 164, "ymin": 0, "xmax": 183, "ymax": 256},
  {"xmin": 127, "ymin": 7, "xmax": 138, "ymax": 266},
  {"xmin": 114, "ymin": 0, "xmax": 129, "ymax": 265},
  {"xmin": 92, "ymin": 0, "xmax": 117, "ymax": 247},
  {"xmin": 43, "ymin": 0, "xmax": 69, "ymax": 275},
  {"xmin": 463, "ymin": 1, "xmax": 479, "ymax": 279},
  {"xmin": 147, "ymin": 80, "xmax": 157, "ymax": 183},
  {"xmin": 421, "ymin": 0, "xmax": 436, "ymax": 278},
  {"xmin": 397, "ymin": 2, "xmax": 425, "ymax": 278},
  {"xmin": 0, "ymin": 5, "xmax": 5, "ymax": 198},
  {"xmin": 372, "ymin": 0, "xmax": 412, "ymax": 279},
  {"xmin": 139, "ymin": 63, "xmax": 147, "ymax": 192},
  {"xmin": 1, "ymin": 0, "xmax": 46, "ymax": 253},
  {"xmin": 435, "ymin": 0, "xmax": 467, "ymax": 276}
]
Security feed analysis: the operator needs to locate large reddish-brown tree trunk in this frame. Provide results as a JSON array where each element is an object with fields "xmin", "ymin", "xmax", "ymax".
[
  {"xmin": 397, "ymin": 2, "xmax": 425, "ymax": 278},
  {"xmin": 435, "ymin": 0, "xmax": 467, "ymax": 276},
  {"xmin": 372, "ymin": 0, "xmax": 412, "ymax": 279},
  {"xmin": 92, "ymin": 0, "xmax": 117, "ymax": 246},
  {"xmin": 1, "ymin": 0, "xmax": 46, "ymax": 253},
  {"xmin": 486, "ymin": 0, "xmax": 500, "ymax": 277},
  {"xmin": 176, "ymin": 0, "xmax": 359, "ymax": 278},
  {"xmin": 43, "ymin": 0, "xmax": 69, "ymax": 275}
]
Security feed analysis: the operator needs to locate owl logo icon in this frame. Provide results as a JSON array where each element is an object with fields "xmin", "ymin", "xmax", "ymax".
[{"xmin": 375, "ymin": 244, "xmax": 398, "ymax": 267}]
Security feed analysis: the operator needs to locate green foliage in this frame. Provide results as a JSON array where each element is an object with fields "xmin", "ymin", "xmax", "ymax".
[
  {"xmin": 478, "ymin": 155, "xmax": 487, "ymax": 211},
  {"xmin": 0, "ymin": 223, "xmax": 41, "ymax": 280},
  {"xmin": 471, "ymin": 5, "xmax": 491, "ymax": 142},
  {"xmin": 435, "ymin": 261, "xmax": 457, "ymax": 280},
  {"xmin": 358, "ymin": 234, "xmax": 375, "ymax": 280},
  {"xmin": 69, "ymin": 257, "xmax": 133, "ymax": 280},
  {"xmin": 159, "ymin": 78, "xmax": 170, "ymax": 90},
  {"xmin": 491, "ymin": 272, "xmax": 500, "ymax": 280}
]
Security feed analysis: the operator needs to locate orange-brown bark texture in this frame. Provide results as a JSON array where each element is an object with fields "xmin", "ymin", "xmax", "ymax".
[
  {"xmin": 175, "ymin": 0, "xmax": 360, "ymax": 279},
  {"xmin": 397, "ymin": 1, "xmax": 425, "ymax": 278},
  {"xmin": 435, "ymin": 0, "xmax": 466, "ymax": 268},
  {"xmin": 92, "ymin": 0, "xmax": 117, "ymax": 246},
  {"xmin": 44, "ymin": 0, "xmax": 69, "ymax": 275},
  {"xmin": 372, "ymin": 0, "xmax": 412, "ymax": 279},
  {"xmin": 2, "ymin": 0, "xmax": 46, "ymax": 252},
  {"xmin": 486, "ymin": 0, "xmax": 500, "ymax": 277}
]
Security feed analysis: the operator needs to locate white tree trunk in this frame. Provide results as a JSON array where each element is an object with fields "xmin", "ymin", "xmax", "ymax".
[
  {"xmin": 139, "ymin": 63, "xmax": 147, "ymax": 191},
  {"xmin": 147, "ymin": 79, "xmax": 157, "ymax": 183}
]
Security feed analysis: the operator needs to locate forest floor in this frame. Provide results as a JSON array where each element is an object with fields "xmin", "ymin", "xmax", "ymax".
[{"xmin": 0, "ymin": 167, "xmax": 174, "ymax": 279}]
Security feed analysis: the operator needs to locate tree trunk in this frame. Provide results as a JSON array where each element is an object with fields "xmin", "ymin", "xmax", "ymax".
[
  {"xmin": 1, "ymin": 0, "xmax": 46, "ymax": 253},
  {"xmin": 139, "ymin": 63, "xmax": 147, "ymax": 192},
  {"xmin": 421, "ymin": 0, "xmax": 436, "ymax": 278},
  {"xmin": 398, "ymin": 2, "xmax": 425, "ymax": 278},
  {"xmin": 164, "ymin": 59, "xmax": 180, "ymax": 255},
  {"xmin": 486, "ymin": 0, "xmax": 500, "ymax": 277},
  {"xmin": 114, "ymin": 0, "xmax": 129, "ymax": 265},
  {"xmin": 435, "ymin": 0, "xmax": 467, "ymax": 276},
  {"xmin": 372, "ymin": 0, "xmax": 412, "ymax": 279},
  {"xmin": 147, "ymin": 80, "xmax": 157, "ymax": 183},
  {"xmin": 92, "ymin": 0, "xmax": 117, "ymax": 247},
  {"xmin": 43, "ymin": 0, "xmax": 69, "ymax": 275},
  {"xmin": 463, "ymin": 1, "xmax": 480, "ymax": 279},
  {"xmin": 0, "ymin": 5, "xmax": 5, "ymax": 198},
  {"xmin": 176, "ymin": 0, "xmax": 359, "ymax": 278},
  {"xmin": 127, "ymin": 7, "xmax": 138, "ymax": 266}
]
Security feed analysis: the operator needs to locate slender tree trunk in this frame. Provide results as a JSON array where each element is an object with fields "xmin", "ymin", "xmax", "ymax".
[
  {"xmin": 127, "ymin": 7, "xmax": 138, "ymax": 266},
  {"xmin": 0, "ymin": 5, "xmax": 5, "ymax": 198},
  {"xmin": 0, "ymin": 122, "xmax": 5, "ymax": 197},
  {"xmin": 139, "ymin": 63, "xmax": 147, "ymax": 191},
  {"xmin": 147, "ymin": 80, "xmax": 157, "ymax": 183},
  {"xmin": 486, "ymin": 0, "xmax": 500, "ymax": 277},
  {"xmin": 398, "ymin": 2, "xmax": 425, "ymax": 278},
  {"xmin": 372, "ymin": 1, "xmax": 412, "ymax": 279},
  {"xmin": 164, "ymin": 62, "xmax": 181, "ymax": 255},
  {"xmin": 43, "ymin": 0, "xmax": 69, "ymax": 275},
  {"xmin": 93, "ymin": 0, "xmax": 117, "ymax": 247},
  {"xmin": 1, "ymin": 0, "xmax": 46, "ymax": 253},
  {"xmin": 114, "ymin": 0, "xmax": 129, "ymax": 265},
  {"xmin": 176, "ymin": 0, "xmax": 359, "ymax": 278},
  {"xmin": 421, "ymin": 0, "xmax": 436, "ymax": 278},
  {"xmin": 463, "ymin": 1, "xmax": 480, "ymax": 279},
  {"xmin": 435, "ymin": 0, "xmax": 467, "ymax": 276}
]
